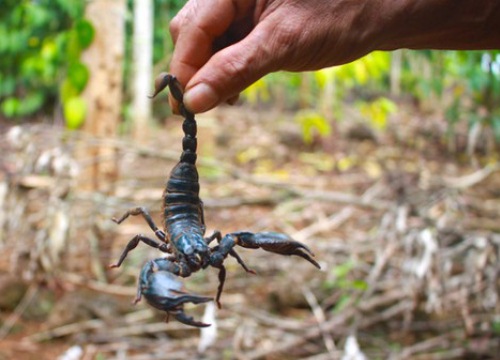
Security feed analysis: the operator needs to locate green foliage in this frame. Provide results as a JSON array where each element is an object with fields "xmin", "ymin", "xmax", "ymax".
[
  {"xmin": 327, "ymin": 51, "xmax": 390, "ymax": 89},
  {"xmin": 452, "ymin": 51, "xmax": 500, "ymax": 139},
  {"xmin": 242, "ymin": 49, "xmax": 499, "ymax": 146},
  {"xmin": 358, "ymin": 97, "xmax": 398, "ymax": 130},
  {"xmin": 242, "ymin": 52, "xmax": 392, "ymax": 144},
  {"xmin": 63, "ymin": 96, "xmax": 87, "ymax": 129},
  {"xmin": 492, "ymin": 319, "xmax": 500, "ymax": 335},
  {"xmin": 324, "ymin": 260, "xmax": 367, "ymax": 292},
  {"xmin": 0, "ymin": 0, "xmax": 93, "ymax": 125},
  {"xmin": 294, "ymin": 110, "xmax": 332, "ymax": 144},
  {"xmin": 323, "ymin": 260, "xmax": 367, "ymax": 314},
  {"xmin": 401, "ymin": 50, "xmax": 500, "ymax": 140},
  {"xmin": 243, "ymin": 78, "xmax": 271, "ymax": 105},
  {"xmin": 5, "ymin": 0, "xmax": 499, "ymax": 144}
]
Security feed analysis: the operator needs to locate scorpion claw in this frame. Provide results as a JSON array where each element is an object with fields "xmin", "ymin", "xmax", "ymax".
[
  {"xmin": 233, "ymin": 231, "xmax": 321, "ymax": 269},
  {"xmin": 174, "ymin": 311, "xmax": 211, "ymax": 328}
]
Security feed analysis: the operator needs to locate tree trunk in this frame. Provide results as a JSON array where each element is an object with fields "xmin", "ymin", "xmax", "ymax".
[
  {"xmin": 132, "ymin": 0, "xmax": 153, "ymax": 141},
  {"xmin": 79, "ymin": 0, "xmax": 126, "ymax": 194}
]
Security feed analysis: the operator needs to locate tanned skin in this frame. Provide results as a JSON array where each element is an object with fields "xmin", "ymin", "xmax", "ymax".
[{"xmin": 166, "ymin": 0, "xmax": 500, "ymax": 113}]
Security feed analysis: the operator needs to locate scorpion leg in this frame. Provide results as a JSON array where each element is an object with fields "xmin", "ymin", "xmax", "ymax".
[
  {"xmin": 231, "ymin": 231, "xmax": 321, "ymax": 269},
  {"xmin": 228, "ymin": 250, "xmax": 256, "ymax": 274},
  {"xmin": 206, "ymin": 230, "xmax": 256, "ymax": 274},
  {"xmin": 109, "ymin": 234, "xmax": 169, "ymax": 268},
  {"xmin": 208, "ymin": 235, "xmax": 239, "ymax": 307},
  {"xmin": 214, "ymin": 265, "xmax": 226, "ymax": 309},
  {"xmin": 113, "ymin": 206, "xmax": 167, "ymax": 242},
  {"xmin": 139, "ymin": 259, "xmax": 213, "ymax": 327}
]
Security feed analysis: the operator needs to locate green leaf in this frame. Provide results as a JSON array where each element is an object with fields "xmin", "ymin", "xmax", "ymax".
[
  {"xmin": 68, "ymin": 62, "xmax": 89, "ymax": 93},
  {"xmin": 294, "ymin": 110, "xmax": 331, "ymax": 144},
  {"xmin": 332, "ymin": 294, "xmax": 351, "ymax": 314},
  {"xmin": 332, "ymin": 260, "xmax": 355, "ymax": 279},
  {"xmin": 0, "ymin": 75, "xmax": 16, "ymax": 96},
  {"xmin": 19, "ymin": 92, "xmax": 45, "ymax": 115},
  {"xmin": 1, "ymin": 97, "xmax": 21, "ymax": 117},
  {"xmin": 60, "ymin": 78, "xmax": 79, "ymax": 103},
  {"xmin": 74, "ymin": 19, "xmax": 95, "ymax": 49},
  {"xmin": 351, "ymin": 279, "xmax": 368, "ymax": 291},
  {"xmin": 313, "ymin": 67, "xmax": 335, "ymax": 89},
  {"xmin": 41, "ymin": 40, "xmax": 57, "ymax": 60},
  {"xmin": 243, "ymin": 77, "xmax": 270, "ymax": 105},
  {"xmin": 63, "ymin": 97, "xmax": 87, "ymax": 129},
  {"xmin": 359, "ymin": 97, "xmax": 397, "ymax": 130}
]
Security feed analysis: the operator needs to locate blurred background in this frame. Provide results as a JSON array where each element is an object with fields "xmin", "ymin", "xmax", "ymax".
[{"xmin": 0, "ymin": 1, "xmax": 499, "ymax": 359}]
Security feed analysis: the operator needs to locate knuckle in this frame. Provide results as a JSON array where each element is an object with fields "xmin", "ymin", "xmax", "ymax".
[
  {"xmin": 169, "ymin": 14, "xmax": 180, "ymax": 31},
  {"xmin": 169, "ymin": 16, "xmax": 181, "ymax": 40}
]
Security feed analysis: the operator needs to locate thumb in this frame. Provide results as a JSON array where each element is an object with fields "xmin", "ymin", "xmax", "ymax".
[{"xmin": 183, "ymin": 24, "xmax": 283, "ymax": 113}]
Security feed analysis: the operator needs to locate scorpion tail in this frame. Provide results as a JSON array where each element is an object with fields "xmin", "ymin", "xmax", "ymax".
[
  {"xmin": 150, "ymin": 72, "xmax": 184, "ymax": 101},
  {"xmin": 140, "ymin": 260, "xmax": 213, "ymax": 327},
  {"xmin": 232, "ymin": 231, "xmax": 321, "ymax": 269}
]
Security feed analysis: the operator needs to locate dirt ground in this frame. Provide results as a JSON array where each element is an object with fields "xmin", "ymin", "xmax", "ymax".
[{"xmin": 0, "ymin": 103, "xmax": 499, "ymax": 359}]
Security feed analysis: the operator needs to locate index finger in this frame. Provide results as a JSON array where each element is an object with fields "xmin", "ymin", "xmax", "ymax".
[{"xmin": 169, "ymin": 0, "xmax": 257, "ymax": 89}]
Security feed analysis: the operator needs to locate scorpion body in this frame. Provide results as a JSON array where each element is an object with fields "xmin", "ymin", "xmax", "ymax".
[{"xmin": 110, "ymin": 73, "xmax": 320, "ymax": 327}]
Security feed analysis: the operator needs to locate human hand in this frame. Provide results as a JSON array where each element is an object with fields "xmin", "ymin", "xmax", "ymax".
[
  {"xmin": 169, "ymin": 0, "xmax": 387, "ymax": 113},
  {"xmin": 169, "ymin": 0, "xmax": 500, "ymax": 113}
]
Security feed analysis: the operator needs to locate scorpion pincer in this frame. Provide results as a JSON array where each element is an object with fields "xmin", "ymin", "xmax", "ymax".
[{"xmin": 110, "ymin": 73, "xmax": 321, "ymax": 327}]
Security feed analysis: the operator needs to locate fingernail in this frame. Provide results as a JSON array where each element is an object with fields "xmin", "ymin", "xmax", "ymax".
[{"xmin": 184, "ymin": 83, "xmax": 219, "ymax": 113}]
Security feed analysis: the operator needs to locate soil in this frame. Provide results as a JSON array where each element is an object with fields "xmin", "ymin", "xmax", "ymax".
[{"xmin": 0, "ymin": 104, "xmax": 499, "ymax": 359}]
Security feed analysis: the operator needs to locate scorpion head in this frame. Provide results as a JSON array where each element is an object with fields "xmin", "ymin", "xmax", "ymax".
[{"xmin": 175, "ymin": 232, "xmax": 211, "ymax": 269}]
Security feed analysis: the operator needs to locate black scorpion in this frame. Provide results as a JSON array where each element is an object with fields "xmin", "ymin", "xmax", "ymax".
[{"xmin": 110, "ymin": 73, "xmax": 320, "ymax": 327}]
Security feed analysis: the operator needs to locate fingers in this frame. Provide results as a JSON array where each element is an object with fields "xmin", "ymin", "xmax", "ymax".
[
  {"xmin": 182, "ymin": 15, "xmax": 289, "ymax": 113},
  {"xmin": 169, "ymin": 0, "xmax": 256, "ymax": 89},
  {"xmin": 168, "ymin": 0, "xmax": 376, "ymax": 113}
]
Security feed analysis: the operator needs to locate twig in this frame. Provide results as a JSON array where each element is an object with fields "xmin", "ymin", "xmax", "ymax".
[
  {"xmin": 0, "ymin": 284, "xmax": 39, "ymax": 339},
  {"xmin": 244, "ymin": 305, "xmax": 358, "ymax": 360},
  {"xmin": 360, "ymin": 300, "xmax": 414, "ymax": 328},
  {"xmin": 293, "ymin": 207, "xmax": 354, "ymax": 243},
  {"xmin": 244, "ymin": 288, "xmax": 411, "ymax": 359},
  {"xmin": 391, "ymin": 332, "xmax": 459, "ymax": 359},
  {"xmin": 61, "ymin": 272, "xmax": 135, "ymax": 297},
  {"xmin": 26, "ymin": 319, "xmax": 104, "ymax": 342},
  {"xmin": 231, "ymin": 308, "xmax": 307, "ymax": 331},
  {"xmin": 443, "ymin": 162, "xmax": 500, "ymax": 189},
  {"xmin": 302, "ymin": 286, "xmax": 338, "ymax": 358}
]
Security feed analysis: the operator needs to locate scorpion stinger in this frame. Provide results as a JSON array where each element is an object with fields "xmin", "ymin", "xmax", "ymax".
[{"xmin": 110, "ymin": 73, "xmax": 320, "ymax": 327}]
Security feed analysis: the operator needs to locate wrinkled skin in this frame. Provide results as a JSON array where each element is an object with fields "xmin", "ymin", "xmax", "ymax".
[{"xmin": 168, "ymin": 0, "xmax": 500, "ymax": 113}]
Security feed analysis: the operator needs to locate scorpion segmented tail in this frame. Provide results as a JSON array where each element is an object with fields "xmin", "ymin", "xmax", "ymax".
[{"xmin": 151, "ymin": 73, "xmax": 206, "ymax": 253}]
